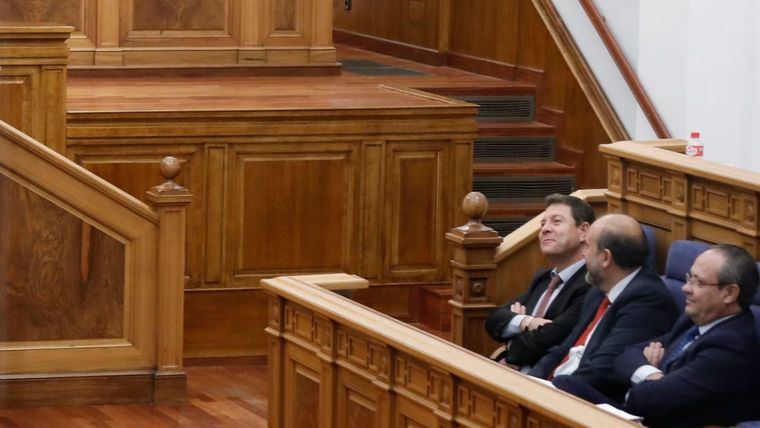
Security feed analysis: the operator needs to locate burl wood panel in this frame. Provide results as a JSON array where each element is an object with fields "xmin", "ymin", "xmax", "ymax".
[
  {"xmin": 0, "ymin": 0, "xmax": 81, "ymax": 27},
  {"xmin": 0, "ymin": 173, "xmax": 124, "ymax": 341},
  {"xmin": 130, "ymin": 0, "xmax": 228, "ymax": 31}
]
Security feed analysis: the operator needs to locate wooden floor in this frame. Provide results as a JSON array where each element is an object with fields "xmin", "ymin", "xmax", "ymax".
[
  {"xmin": 0, "ymin": 365, "xmax": 269, "ymax": 427},
  {"xmin": 67, "ymin": 44, "xmax": 517, "ymax": 113}
]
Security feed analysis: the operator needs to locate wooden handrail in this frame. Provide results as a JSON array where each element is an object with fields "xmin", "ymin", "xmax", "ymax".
[
  {"xmin": 264, "ymin": 274, "xmax": 635, "ymax": 427},
  {"xmin": 577, "ymin": 0, "xmax": 671, "ymax": 139}
]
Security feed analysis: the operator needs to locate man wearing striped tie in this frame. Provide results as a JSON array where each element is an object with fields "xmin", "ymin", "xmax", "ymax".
[
  {"xmin": 615, "ymin": 244, "xmax": 760, "ymax": 427},
  {"xmin": 528, "ymin": 214, "xmax": 678, "ymax": 404},
  {"xmin": 485, "ymin": 194, "xmax": 595, "ymax": 369}
]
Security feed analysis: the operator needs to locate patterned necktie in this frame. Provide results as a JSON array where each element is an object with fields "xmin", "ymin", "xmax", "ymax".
[
  {"xmin": 533, "ymin": 274, "xmax": 563, "ymax": 318},
  {"xmin": 661, "ymin": 325, "xmax": 700, "ymax": 370}
]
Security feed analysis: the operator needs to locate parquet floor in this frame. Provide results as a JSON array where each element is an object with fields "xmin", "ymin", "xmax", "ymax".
[{"xmin": 0, "ymin": 365, "xmax": 268, "ymax": 427}]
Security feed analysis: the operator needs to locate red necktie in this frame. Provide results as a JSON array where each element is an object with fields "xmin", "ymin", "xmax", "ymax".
[
  {"xmin": 534, "ymin": 274, "xmax": 563, "ymax": 318},
  {"xmin": 555, "ymin": 296, "xmax": 611, "ymax": 369}
]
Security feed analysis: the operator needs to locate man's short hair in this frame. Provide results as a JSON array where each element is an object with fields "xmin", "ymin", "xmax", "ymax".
[
  {"xmin": 711, "ymin": 244, "xmax": 759, "ymax": 310},
  {"xmin": 545, "ymin": 193, "xmax": 595, "ymax": 226},
  {"xmin": 596, "ymin": 219, "xmax": 649, "ymax": 269}
]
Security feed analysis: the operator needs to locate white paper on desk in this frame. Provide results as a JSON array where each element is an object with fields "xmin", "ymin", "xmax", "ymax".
[
  {"xmin": 530, "ymin": 377, "xmax": 556, "ymax": 389},
  {"xmin": 596, "ymin": 403, "xmax": 643, "ymax": 421}
]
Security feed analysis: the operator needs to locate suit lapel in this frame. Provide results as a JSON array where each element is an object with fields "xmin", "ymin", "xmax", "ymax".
[{"xmin": 525, "ymin": 271, "xmax": 552, "ymax": 313}]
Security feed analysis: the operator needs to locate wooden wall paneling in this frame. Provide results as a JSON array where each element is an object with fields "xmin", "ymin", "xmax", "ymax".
[
  {"xmin": 94, "ymin": 0, "xmax": 123, "ymax": 66},
  {"xmin": 238, "ymin": 0, "xmax": 265, "ymax": 63},
  {"xmin": 73, "ymin": 146, "xmax": 205, "ymax": 288},
  {"xmin": 284, "ymin": 342, "xmax": 323, "ymax": 427},
  {"xmin": 333, "ymin": 0, "xmax": 439, "ymax": 50},
  {"xmin": 385, "ymin": 142, "xmax": 448, "ymax": 282},
  {"xmin": 360, "ymin": 140, "xmax": 385, "ymax": 280},
  {"xmin": 0, "ymin": 68, "xmax": 37, "ymax": 137},
  {"xmin": 227, "ymin": 142, "xmax": 360, "ymax": 287},
  {"xmin": 447, "ymin": 0, "xmax": 519, "ymax": 65},
  {"xmin": 184, "ymin": 288, "xmax": 269, "ymax": 357},
  {"xmin": 204, "ymin": 145, "xmax": 227, "ymax": 286}
]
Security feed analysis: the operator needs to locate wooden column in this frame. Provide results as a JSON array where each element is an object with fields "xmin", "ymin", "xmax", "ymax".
[
  {"xmin": 146, "ymin": 157, "xmax": 193, "ymax": 404},
  {"xmin": 446, "ymin": 192, "xmax": 502, "ymax": 356},
  {"xmin": 0, "ymin": 23, "xmax": 72, "ymax": 153}
]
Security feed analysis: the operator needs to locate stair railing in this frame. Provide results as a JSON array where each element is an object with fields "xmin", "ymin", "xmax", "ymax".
[{"xmin": 0, "ymin": 120, "xmax": 192, "ymax": 405}]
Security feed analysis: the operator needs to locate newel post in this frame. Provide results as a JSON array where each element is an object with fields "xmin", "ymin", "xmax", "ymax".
[
  {"xmin": 146, "ymin": 157, "xmax": 193, "ymax": 404},
  {"xmin": 446, "ymin": 192, "xmax": 502, "ymax": 356}
]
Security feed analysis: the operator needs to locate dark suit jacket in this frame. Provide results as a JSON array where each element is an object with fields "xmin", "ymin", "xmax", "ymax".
[
  {"xmin": 529, "ymin": 267, "xmax": 678, "ymax": 403},
  {"xmin": 615, "ymin": 311, "xmax": 760, "ymax": 428},
  {"xmin": 484, "ymin": 266, "xmax": 590, "ymax": 366}
]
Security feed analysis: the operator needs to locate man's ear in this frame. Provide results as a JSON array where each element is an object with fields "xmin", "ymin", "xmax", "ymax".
[
  {"xmin": 600, "ymin": 248, "xmax": 613, "ymax": 268},
  {"xmin": 722, "ymin": 284, "xmax": 740, "ymax": 306},
  {"xmin": 578, "ymin": 222, "xmax": 590, "ymax": 242}
]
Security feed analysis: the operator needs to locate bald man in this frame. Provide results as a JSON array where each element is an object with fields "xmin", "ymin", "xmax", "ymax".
[{"xmin": 529, "ymin": 214, "xmax": 679, "ymax": 404}]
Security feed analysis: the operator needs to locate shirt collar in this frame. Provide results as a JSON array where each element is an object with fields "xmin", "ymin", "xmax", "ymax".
[
  {"xmin": 698, "ymin": 313, "xmax": 738, "ymax": 335},
  {"xmin": 553, "ymin": 259, "xmax": 586, "ymax": 284},
  {"xmin": 607, "ymin": 267, "xmax": 642, "ymax": 303}
]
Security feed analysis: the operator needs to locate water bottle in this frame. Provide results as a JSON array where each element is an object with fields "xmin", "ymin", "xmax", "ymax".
[{"xmin": 685, "ymin": 131, "xmax": 703, "ymax": 157}]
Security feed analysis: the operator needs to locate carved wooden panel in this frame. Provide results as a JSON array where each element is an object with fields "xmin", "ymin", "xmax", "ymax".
[
  {"xmin": 0, "ymin": 74, "xmax": 33, "ymax": 134},
  {"xmin": 0, "ymin": 0, "xmax": 81, "ymax": 28},
  {"xmin": 337, "ymin": 369, "xmax": 382, "ymax": 428},
  {"xmin": 0, "ymin": 172, "xmax": 124, "ymax": 341},
  {"xmin": 284, "ymin": 347, "xmax": 321, "ymax": 428},
  {"xmin": 76, "ymin": 149, "xmax": 204, "ymax": 287},
  {"xmin": 131, "ymin": 0, "xmax": 228, "ymax": 31},
  {"xmin": 231, "ymin": 146, "xmax": 358, "ymax": 281},
  {"xmin": 386, "ymin": 143, "xmax": 446, "ymax": 279}
]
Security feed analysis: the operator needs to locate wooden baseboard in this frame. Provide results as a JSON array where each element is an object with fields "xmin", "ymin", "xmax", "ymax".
[
  {"xmin": 153, "ymin": 373, "xmax": 187, "ymax": 405},
  {"xmin": 333, "ymin": 29, "xmax": 447, "ymax": 66},
  {"xmin": 68, "ymin": 63, "xmax": 341, "ymax": 79},
  {"xmin": 445, "ymin": 52, "xmax": 517, "ymax": 81},
  {"xmin": 0, "ymin": 371, "xmax": 155, "ymax": 408}
]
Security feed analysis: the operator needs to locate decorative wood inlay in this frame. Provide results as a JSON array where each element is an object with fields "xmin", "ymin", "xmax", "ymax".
[
  {"xmin": 132, "ymin": 0, "xmax": 226, "ymax": 31},
  {"xmin": 0, "ymin": 0, "xmax": 81, "ymax": 27}
]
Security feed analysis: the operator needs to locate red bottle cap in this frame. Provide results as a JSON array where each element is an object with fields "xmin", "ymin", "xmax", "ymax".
[{"xmin": 690, "ymin": 132, "xmax": 700, "ymax": 138}]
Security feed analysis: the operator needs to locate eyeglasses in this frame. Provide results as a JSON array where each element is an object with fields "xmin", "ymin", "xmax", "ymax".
[{"xmin": 684, "ymin": 272, "xmax": 726, "ymax": 288}]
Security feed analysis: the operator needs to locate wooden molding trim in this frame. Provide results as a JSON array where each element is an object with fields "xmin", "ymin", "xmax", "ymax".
[
  {"xmin": 333, "ymin": 29, "xmax": 447, "ymax": 66},
  {"xmin": 494, "ymin": 188, "xmax": 608, "ymax": 263},
  {"xmin": 530, "ymin": 0, "xmax": 629, "ymax": 142},
  {"xmin": 578, "ymin": 0, "xmax": 671, "ymax": 139}
]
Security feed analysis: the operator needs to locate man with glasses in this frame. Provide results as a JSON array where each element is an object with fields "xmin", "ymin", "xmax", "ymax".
[{"xmin": 614, "ymin": 244, "xmax": 760, "ymax": 427}]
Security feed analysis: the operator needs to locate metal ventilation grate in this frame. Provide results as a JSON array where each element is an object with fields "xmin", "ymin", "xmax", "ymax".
[
  {"xmin": 483, "ymin": 218, "xmax": 531, "ymax": 237},
  {"xmin": 473, "ymin": 177, "xmax": 574, "ymax": 202},
  {"xmin": 474, "ymin": 136, "xmax": 554, "ymax": 162},
  {"xmin": 456, "ymin": 96, "xmax": 534, "ymax": 121},
  {"xmin": 341, "ymin": 59, "xmax": 427, "ymax": 76}
]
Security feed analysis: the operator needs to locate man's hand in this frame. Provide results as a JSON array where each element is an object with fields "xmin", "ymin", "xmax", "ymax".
[
  {"xmin": 526, "ymin": 317, "xmax": 553, "ymax": 331},
  {"xmin": 645, "ymin": 372, "xmax": 664, "ymax": 381},
  {"xmin": 510, "ymin": 302, "xmax": 527, "ymax": 315},
  {"xmin": 643, "ymin": 341, "xmax": 665, "ymax": 367}
]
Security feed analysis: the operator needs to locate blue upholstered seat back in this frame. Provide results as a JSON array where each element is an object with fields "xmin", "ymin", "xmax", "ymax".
[{"xmin": 662, "ymin": 240, "xmax": 710, "ymax": 312}]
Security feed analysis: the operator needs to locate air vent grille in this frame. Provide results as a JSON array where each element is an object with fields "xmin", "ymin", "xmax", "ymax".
[
  {"xmin": 483, "ymin": 218, "xmax": 531, "ymax": 237},
  {"xmin": 474, "ymin": 137, "xmax": 554, "ymax": 162},
  {"xmin": 473, "ymin": 177, "xmax": 574, "ymax": 201},
  {"xmin": 456, "ymin": 96, "xmax": 534, "ymax": 121}
]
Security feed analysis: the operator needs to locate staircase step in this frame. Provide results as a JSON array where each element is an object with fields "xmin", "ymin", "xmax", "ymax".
[
  {"xmin": 478, "ymin": 121, "xmax": 555, "ymax": 137},
  {"xmin": 417, "ymin": 85, "xmax": 536, "ymax": 98},
  {"xmin": 474, "ymin": 136, "xmax": 554, "ymax": 162},
  {"xmin": 473, "ymin": 161, "xmax": 575, "ymax": 176},
  {"xmin": 451, "ymin": 95, "xmax": 534, "ymax": 122},
  {"xmin": 473, "ymin": 175, "xmax": 575, "ymax": 202},
  {"xmin": 416, "ymin": 285, "xmax": 453, "ymax": 332}
]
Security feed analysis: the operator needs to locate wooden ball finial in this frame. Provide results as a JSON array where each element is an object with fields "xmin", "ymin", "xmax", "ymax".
[
  {"xmin": 160, "ymin": 156, "xmax": 181, "ymax": 181},
  {"xmin": 462, "ymin": 192, "xmax": 488, "ymax": 221}
]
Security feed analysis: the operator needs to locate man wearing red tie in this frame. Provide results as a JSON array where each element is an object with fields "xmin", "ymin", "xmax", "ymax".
[
  {"xmin": 485, "ymin": 194, "xmax": 594, "ymax": 368},
  {"xmin": 529, "ymin": 214, "xmax": 678, "ymax": 404}
]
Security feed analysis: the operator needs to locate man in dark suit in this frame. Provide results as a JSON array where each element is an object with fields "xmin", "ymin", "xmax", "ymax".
[
  {"xmin": 614, "ymin": 244, "xmax": 760, "ymax": 427},
  {"xmin": 529, "ymin": 214, "xmax": 678, "ymax": 404},
  {"xmin": 485, "ymin": 194, "xmax": 594, "ymax": 368}
]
